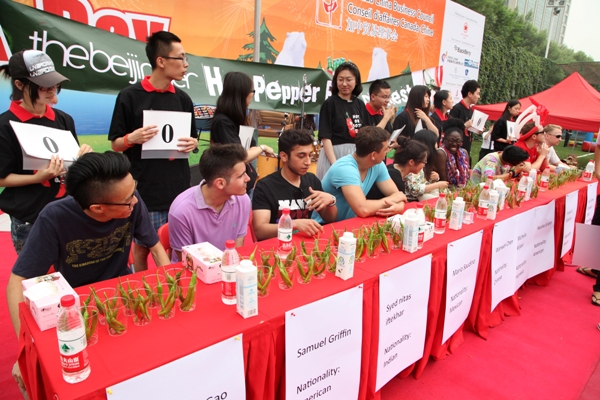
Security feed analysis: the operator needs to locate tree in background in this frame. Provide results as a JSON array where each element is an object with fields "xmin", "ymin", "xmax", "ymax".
[
  {"xmin": 454, "ymin": 0, "xmax": 594, "ymax": 103},
  {"xmin": 238, "ymin": 18, "xmax": 279, "ymax": 63}
]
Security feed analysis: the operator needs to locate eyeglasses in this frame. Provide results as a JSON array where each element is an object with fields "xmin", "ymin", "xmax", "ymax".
[
  {"xmin": 376, "ymin": 95, "xmax": 391, "ymax": 100},
  {"xmin": 546, "ymin": 134, "xmax": 562, "ymax": 139},
  {"xmin": 446, "ymin": 138, "xmax": 463, "ymax": 145},
  {"xmin": 337, "ymin": 77, "xmax": 355, "ymax": 84},
  {"xmin": 250, "ymin": 90, "xmax": 256, "ymax": 94},
  {"xmin": 162, "ymin": 55, "xmax": 188, "ymax": 63},
  {"xmin": 418, "ymin": 159, "xmax": 427, "ymax": 165},
  {"xmin": 39, "ymin": 84, "xmax": 60, "ymax": 92},
  {"xmin": 93, "ymin": 181, "xmax": 138, "ymax": 210}
]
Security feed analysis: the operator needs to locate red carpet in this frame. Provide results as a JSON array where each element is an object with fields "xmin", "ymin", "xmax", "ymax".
[{"xmin": 381, "ymin": 266, "xmax": 600, "ymax": 400}]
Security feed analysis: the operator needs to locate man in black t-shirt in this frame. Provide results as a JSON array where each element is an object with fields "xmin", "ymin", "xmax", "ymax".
[
  {"xmin": 252, "ymin": 130, "xmax": 338, "ymax": 240},
  {"xmin": 449, "ymin": 80, "xmax": 481, "ymax": 164},
  {"xmin": 7, "ymin": 152, "xmax": 170, "ymax": 348},
  {"xmin": 108, "ymin": 31, "xmax": 198, "ymax": 271},
  {"xmin": 363, "ymin": 79, "xmax": 395, "ymax": 134}
]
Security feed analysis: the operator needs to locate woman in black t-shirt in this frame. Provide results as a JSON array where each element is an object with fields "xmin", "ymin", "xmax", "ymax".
[
  {"xmin": 430, "ymin": 89, "xmax": 453, "ymax": 144},
  {"xmin": 393, "ymin": 85, "xmax": 439, "ymax": 139},
  {"xmin": 210, "ymin": 71, "xmax": 275, "ymax": 198},
  {"xmin": 316, "ymin": 62, "xmax": 367, "ymax": 180},
  {"xmin": 488, "ymin": 100, "xmax": 521, "ymax": 153},
  {"xmin": 0, "ymin": 50, "xmax": 92, "ymax": 253}
]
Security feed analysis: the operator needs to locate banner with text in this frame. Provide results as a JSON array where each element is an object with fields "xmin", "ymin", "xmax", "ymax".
[
  {"xmin": 437, "ymin": 1, "xmax": 485, "ymax": 103},
  {"xmin": 376, "ymin": 255, "xmax": 431, "ymax": 390},
  {"xmin": 585, "ymin": 182, "xmax": 598, "ymax": 224},
  {"xmin": 561, "ymin": 191, "xmax": 579, "ymax": 258},
  {"xmin": 443, "ymin": 231, "xmax": 482, "ymax": 343},
  {"xmin": 106, "ymin": 335, "xmax": 245, "ymax": 399},
  {"xmin": 515, "ymin": 209, "xmax": 536, "ymax": 290},
  {"xmin": 14, "ymin": 0, "xmax": 447, "ymax": 78},
  {"xmin": 491, "ymin": 218, "xmax": 518, "ymax": 312},
  {"xmin": 285, "ymin": 285, "xmax": 363, "ymax": 400},
  {"xmin": 527, "ymin": 201, "xmax": 556, "ymax": 279}
]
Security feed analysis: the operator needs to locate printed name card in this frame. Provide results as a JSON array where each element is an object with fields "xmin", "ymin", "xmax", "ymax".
[
  {"xmin": 10, "ymin": 120, "xmax": 80, "ymax": 170},
  {"xmin": 585, "ymin": 182, "xmax": 598, "ymax": 224},
  {"xmin": 106, "ymin": 335, "xmax": 245, "ymax": 399},
  {"xmin": 468, "ymin": 109, "xmax": 488, "ymax": 133},
  {"xmin": 527, "ymin": 201, "xmax": 556, "ymax": 279},
  {"xmin": 376, "ymin": 255, "xmax": 431, "ymax": 390},
  {"xmin": 561, "ymin": 191, "xmax": 579, "ymax": 258},
  {"xmin": 443, "ymin": 231, "xmax": 482, "ymax": 342},
  {"xmin": 239, "ymin": 125, "xmax": 254, "ymax": 150},
  {"xmin": 286, "ymin": 285, "xmax": 363, "ymax": 400},
  {"xmin": 142, "ymin": 110, "xmax": 192, "ymax": 159},
  {"xmin": 491, "ymin": 218, "xmax": 518, "ymax": 311},
  {"xmin": 573, "ymin": 223, "xmax": 600, "ymax": 270},
  {"xmin": 515, "ymin": 209, "xmax": 536, "ymax": 290},
  {"xmin": 506, "ymin": 121, "xmax": 516, "ymax": 140}
]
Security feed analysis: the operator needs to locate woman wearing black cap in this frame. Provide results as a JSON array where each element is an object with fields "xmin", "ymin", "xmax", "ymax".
[{"xmin": 0, "ymin": 50, "xmax": 92, "ymax": 254}]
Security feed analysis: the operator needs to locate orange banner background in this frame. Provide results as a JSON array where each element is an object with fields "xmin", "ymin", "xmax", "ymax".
[{"xmin": 17, "ymin": 0, "xmax": 446, "ymax": 77}]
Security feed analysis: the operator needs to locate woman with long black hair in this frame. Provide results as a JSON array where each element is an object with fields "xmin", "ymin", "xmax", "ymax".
[
  {"xmin": 393, "ymin": 85, "xmax": 439, "ymax": 139},
  {"xmin": 480, "ymin": 99, "xmax": 521, "ymax": 160},
  {"xmin": 404, "ymin": 130, "xmax": 448, "ymax": 201},
  {"xmin": 210, "ymin": 71, "xmax": 275, "ymax": 198}
]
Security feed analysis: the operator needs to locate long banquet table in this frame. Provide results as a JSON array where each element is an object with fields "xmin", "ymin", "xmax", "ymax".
[{"xmin": 18, "ymin": 179, "xmax": 594, "ymax": 400}]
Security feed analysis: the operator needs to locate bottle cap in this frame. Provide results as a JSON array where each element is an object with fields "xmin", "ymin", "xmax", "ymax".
[
  {"xmin": 60, "ymin": 294, "xmax": 75, "ymax": 307},
  {"xmin": 523, "ymin": 172, "xmax": 529, "ymax": 176},
  {"xmin": 439, "ymin": 193, "xmax": 446, "ymax": 198},
  {"xmin": 240, "ymin": 259, "xmax": 253, "ymax": 267},
  {"xmin": 225, "ymin": 240, "xmax": 235, "ymax": 248},
  {"xmin": 342, "ymin": 232, "xmax": 354, "ymax": 239},
  {"xmin": 417, "ymin": 202, "xmax": 424, "ymax": 208},
  {"xmin": 282, "ymin": 208, "xmax": 290, "ymax": 215},
  {"xmin": 483, "ymin": 185, "xmax": 489, "ymax": 189},
  {"xmin": 455, "ymin": 196, "xmax": 464, "ymax": 202}
]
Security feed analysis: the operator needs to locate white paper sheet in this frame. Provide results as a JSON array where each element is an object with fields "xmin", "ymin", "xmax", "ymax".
[
  {"xmin": 415, "ymin": 119, "xmax": 424, "ymax": 133},
  {"xmin": 506, "ymin": 121, "xmax": 516, "ymax": 141},
  {"xmin": 239, "ymin": 125, "xmax": 255, "ymax": 150},
  {"xmin": 468, "ymin": 109, "xmax": 488, "ymax": 133},
  {"xmin": 376, "ymin": 255, "xmax": 431, "ymax": 390},
  {"xmin": 515, "ymin": 209, "xmax": 536, "ymax": 290},
  {"xmin": 561, "ymin": 191, "xmax": 579, "ymax": 258},
  {"xmin": 443, "ymin": 231, "xmax": 482, "ymax": 342},
  {"xmin": 286, "ymin": 285, "xmax": 363, "ymax": 400},
  {"xmin": 106, "ymin": 335, "xmax": 245, "ymax": 399},
  {"xmin": 10, "ymin": 120, "xmax": 80, "ymax": 170},
  {"xmin": 142, "ymin": 110, "xmax": 192, "ymax": 159},
  {"xmin": 572, "ymin": 223, "xmax": 600, "ymax": 270},
  {"xmin": 491, "ymin": 218, "xmax": 518, "ymax": 311},
  {"xmin": 389, "ymin": 125, "xmax": 405, "ymax": 144},
  {"xmin": 585, "ymin": 182, "xmax": 598, "ymax": 224},
  {"xmin": 527, "ymin": 201, "xmax": 556, "ymax": 279}
]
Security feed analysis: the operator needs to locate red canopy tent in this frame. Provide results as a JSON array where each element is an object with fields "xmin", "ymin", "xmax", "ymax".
[{"xmin": 473, "ymin": 72, "xmax": 600, "ymax": 132}]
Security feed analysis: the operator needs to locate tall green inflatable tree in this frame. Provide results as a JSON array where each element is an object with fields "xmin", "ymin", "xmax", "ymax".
[{"xmin": 238, "ymin": 18, "xmax": 279, "ymax": 63}]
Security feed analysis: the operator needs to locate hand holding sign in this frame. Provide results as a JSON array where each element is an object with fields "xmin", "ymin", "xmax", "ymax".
[
  {"xmin": 142, "ymin": 110, "xmax": 192, "ymax": 159},
  {"xmin": 127, "ymin": 125, "xmax": 159, "ymax": 145},
  {"xmin": 10, "ymin": 121, "xmax": 80, "ymax": 170},
  {"xmin": 34, "ymin": 155, "xmax": 65, "ymax": 183},
  {"xmin": 468, "ymin": 109, "xmax": 488, "ymax": 133}
]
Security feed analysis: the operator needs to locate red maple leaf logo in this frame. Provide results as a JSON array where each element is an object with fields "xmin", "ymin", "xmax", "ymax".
[{"xmin": 323, "ymin": 0, "xmax": 338, "ymax": 14}]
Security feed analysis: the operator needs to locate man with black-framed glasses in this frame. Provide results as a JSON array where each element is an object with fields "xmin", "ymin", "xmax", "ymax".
[
  {"xmin": 108, "ymin": 30, "xmax": 198, "ymax": 271},
  {"xmin": 7, "ymin": 152, "xmax": 170, "ymax": 351},
  {"xmin": 364, "ymin": 80, "xmax": 395, "ymax": 134},
  {"xmin": 253, "ymin": 129, "xmax": 337, "ymax": 240}
]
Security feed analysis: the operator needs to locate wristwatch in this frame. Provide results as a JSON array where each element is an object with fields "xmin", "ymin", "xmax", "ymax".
[
  {"xmin": 328, "ymin": 195, "xmax": 336, "ymax": 207},
  {"xmin": 260, "ymin": 145, "xmax": 266, "ymax": 152}
]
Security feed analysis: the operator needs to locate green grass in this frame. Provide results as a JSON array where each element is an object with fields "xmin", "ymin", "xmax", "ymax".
[{"xmin": 79, "ymin": 132, "xmax": 281, "ymax": 166}]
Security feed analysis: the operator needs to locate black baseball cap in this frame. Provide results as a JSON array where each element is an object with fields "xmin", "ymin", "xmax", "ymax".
[{"xmin": 8, "ymin": 50, "xmax": 69, "ymax": 87}]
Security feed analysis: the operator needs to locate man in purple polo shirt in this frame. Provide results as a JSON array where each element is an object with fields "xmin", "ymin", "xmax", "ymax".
[{"xmin": 168, "ymin": 144, "xmax": 251, "ymax": 262}]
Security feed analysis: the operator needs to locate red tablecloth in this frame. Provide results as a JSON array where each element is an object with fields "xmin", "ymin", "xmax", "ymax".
[{"xmin": 19, "ymin": 179, "xmax": 594, "ymax": 400}]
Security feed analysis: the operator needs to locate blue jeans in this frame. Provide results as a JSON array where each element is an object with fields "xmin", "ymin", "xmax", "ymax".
[{"xmin": 10, "ymin": 216, "xmax": 32, "ymax": 254}]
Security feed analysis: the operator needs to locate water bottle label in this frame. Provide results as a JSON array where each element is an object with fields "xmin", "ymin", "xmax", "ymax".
[
  {"xmin": 583, "ymin": 171, "xmax": 592, "ymax": 180},
  {"xmin": 222, "ymin": 280, "xmax": 236, "ymax": 297},
  {"xmin": 540, "ymin": 178, "xmax": 549, "ymax": 188},
  {"xmin": 278, "ymin": 228, "xmax": 293, "ymax": 252},
  {"xmin": 58, "ymin": 330, "xmax": 89, "ymax": 373},
  {"xmin": 477, "ymin": 200, "xmax": 489, "ymax": 216},
  {"xmin": 434, "ymin": 217, "xmax": 446, "ymax": 229}
]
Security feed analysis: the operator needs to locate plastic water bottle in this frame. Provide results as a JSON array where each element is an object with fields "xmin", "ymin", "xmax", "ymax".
[
  {"xmin": 583, "ymin": 160, "xmax": 594, "ymax": 182},
  {"xmin": 540, "ymin": 167, "xmax": 550, "ymax": 191},
  {"xmin": 477, "ymin": 185, "xmax": 490, "ymax": 219},
  {"xmin": 434, "ymin": 193, "xmax": 447, "ymax": 234},
  {"xmin": 517, "ymin": 173, "xmax": 529, "ymax": 200},
  {"xmin": 57, "ymin": 294, "xmax": 90, "ymax": 383},
  {"xmin": 278, "ymin": 208, "xmax": 293, "ymax": 257},
  {"xmin": 449, "ymin": 196, "xmax": 465, "ymax": 230},
  {"xmin": 221, "ymin": 240, "xmax": 239, "ymax": 305}
]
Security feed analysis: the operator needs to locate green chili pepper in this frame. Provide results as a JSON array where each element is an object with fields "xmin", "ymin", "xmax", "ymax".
[
  {"xmin": 249, "ymin": 245, "xmax": 258, "ymax": 262},
  {"xmin": 277, "ymin": 258, "xmax": 293, "ymax": 288},
  {"xmin": 142, "ymin": 275, "xmax": 153, "ymax": 299},
  {"xmin": 156, "ymin": 270, "xmax": 165, "ymax": 308},
  {"xmin": 91, "ymin": 287, "xmax": 105, "ymax": 316}
]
